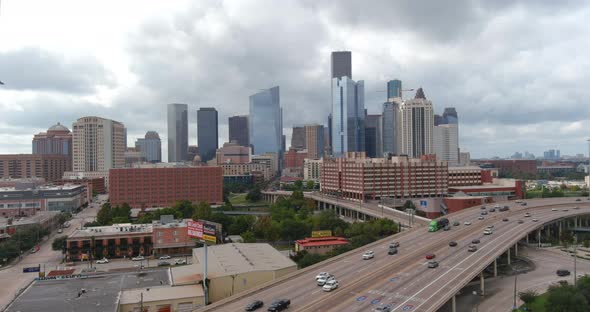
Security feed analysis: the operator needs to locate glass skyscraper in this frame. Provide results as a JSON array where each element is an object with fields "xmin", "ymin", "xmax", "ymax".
[
  {"xmin": 135, "ymin": 131, "xmax": 162, "ymax": 163},
  {"xmin": 167, "ymin": 103, "xmax": 188, "ymax": 162},
  {"xmin": 249, "ymin": 86, "xmax": 282, "ymax": 155},
  {"xmin": 387, "ymin": 79, "xmax": 402, "ymax": 99},
  {"xmin": 331, "ymin": 77, "xmax": 365, "ymax": 157},
  {"xmin": 197, "ymin": 107, "xmax": 219, "ymax": 162}
]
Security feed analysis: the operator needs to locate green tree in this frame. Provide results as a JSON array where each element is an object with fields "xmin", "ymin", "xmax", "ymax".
[
  {"xmin": 52, "ymin": 235, "xmax": 68, "ymax": 251},
  {"xmin": 519, "ymin": 290, "xmax": 537, "ymax": 310},
  {"xmin": 306, "ymin": 180, "xmax": 315, "ymax": 190},
  {"xmin": 192, "ymin": 202, "xmax": 212, "ymax": 220},
  {"xmin": 228, "ymin": 216, "xmax": 255, "ymax": 235},
  {"xmin": 253, "ymin": 216, "xmax": 272, "ymax": 239},
  {"xmin": 241, "ymin": 231, "xmax": 256, "ymax": 243},
  {"xmin": 560, "ymin": 231, "xmax": 574, "ymax": 248},
  {"xmin": 297, "ymin": 252, "xmax": 327, "ymax": 268},
  {"xmin": 246, "ymin": 188, "xmax": 262, "ymax": 202},
  {"xmin": 96, "ymin": 203, "xmax": 112, "ymax": 225},
  {"xmin": 545, "ymin": 284, "xmax": 589, "ymax": 312},
  {"xmin": 576, "ymin": 275, "xmax": 590, "ymax": 302},
  {"xmin": 293, "ymin": 180, "xmax": 303, "ymax": 190},
  {"xmin": 173, "ymin": 200, "xmax": 196, "ymax": 218},
  {"xmin": 403, "ymin": 200, "xmax": 415, "ymax": 209},
  {"xmin": 112, "ymin": 216, "xmax": 130, "ymax": 224}
]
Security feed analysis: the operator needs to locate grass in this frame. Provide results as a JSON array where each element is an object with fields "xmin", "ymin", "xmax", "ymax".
[
  {"xmin": 228, "ymin": 193, "xmax": 267, "ymax": 207},
  {"xmin": 515, "ymin": 293, "xmax": 548, "ymax": 312}
]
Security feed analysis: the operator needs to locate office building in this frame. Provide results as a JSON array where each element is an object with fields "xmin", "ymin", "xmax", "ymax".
[
  {"xmin": 135, "ymin": 131, "xmax": 162, "ymax": 163},
  {"xmin": 434, "ymin": 124, "xmax": 459, "ymax": 165},
  {"xmin": 434, "ymin": 114, "xmax": 444, "ymax": 126},
  {"xmin": 387, "ymin": 79, "xmax": 402, "ymax": 100},
  {"xmin": 400, "ymin": 88, "xmax": 434, "ymax": 158},
  {"xmin": 331, "ymin": 77, "xmax": 365, "ymax": 157},
  {"xmin": 228, "ymin": 115, "xmax": 249, "ymax": 147},
  {"xmin": 327, "ymin": 114, "xmax": 332, "ymax": 153},
  {"xmin": 167, "ymin": 103, "xmax": 189, "ymax": 162},
  {"xmin": 365, "ymin": 114, "xmax": 382, "ymax": 158},
  {"xmin": 0, "ymin": 154, "xmax": 70, "ymax": 182},
  {"xmin": 304, "ymin": 159, "xmax": 322, "ymax": 182},
  {"xmin": 197, "ymin": 107, "xmax": 219, "ymax": 162},
  {"xmin": 459, "ymin": 151, "xmax": 471, "ymax": 166},
  {"xmin": 215, "ymin": 141, "xmax": 251, "ymax": 164},
  {"xmin": 187, "ymin": 145, "xmax": 199, "ymax": 163},
  {"xmin": 304, "ymin": 124, "xmax": 325, "ymax": 159},
  {"xmin": 442, "ymin": 107, "xmax": 458, "ymax": 124},
  {"xmin": 249, "ymin": 86, "xmax": 282, "ymax": 155},
  {"xmin": 284, "ymin": 149, "xmax": 307, "ymax": 169},
  {"xmin": 124, "ymin": 147, "xmax": 146, "ymax": 167},
  {"xmin": 331, "ymin": 51, "xmax": 352, "ymax": 79},
  {"xmin": 32, "ymin": 122, "xmax": 72, "ymax": 157},
  {"xmin": 0, "ymin": 184, "xmax": 87, "ymax": 217},
  {"xmin": 543, "ymin": 149, "xmax": 561, "ymax": 160},
  {"xmin": 72, "ymin": 116, "xmax": 126, "ymax": 171},
  {"xmin": 382, "ymin": 99, "xmax": 401, "ymax": 156},
  {"xmin": 291, "ymin": 126, "xmax": 306, "ymax": 151}
]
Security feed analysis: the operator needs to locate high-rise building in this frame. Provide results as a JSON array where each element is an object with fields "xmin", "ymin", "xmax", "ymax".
[
  {"xmin": 32, "ymin": 122, "xmax": 72, "ymax": 157},
  {"xmin": 291, "ymin": 126, "xmax": 306, "ymax": 150},
  {"xmin": 0, "ymin": 154, "xmax": 70, "ymax": 182},
  {"xmin": 305, "ymin": 124, "xmax": 325, "ymax": 159},
  {"xmin": 124, "ymin": 147, "xmax": 146, "ymax": 167},
  {"xmin": 228, "ymin": 115, "xmax": 249, "ymax": 147},
  {"xmin": 197, "ymin": 107, "xmax": 219, "ymax": 162},
  {"xmin": 400, "ymin": 88, "xmax": 434, "ymax": 158},
  {"xmin": 167, "ymin": 103, "xmax": 188, "ymax": 162},
  {"xmin": 331, "ymin": 77, "xmax": 365, "ymax": 157},
  {"xmin": 442, "ymin": 107, "xmax": 458, "ymax": 124},
  {"xmin": 434, "ymin": 114, "xmax": 444, "ymax": 126},
  {"xmin": 249, "ymin": 86, "xmax": 282, "ymax": 155},
  {"xmin": 365, "ymin": 115, "xmax": 382, "ymax": 158},
  {"xmin": 382, "ymin": 99, "xmax": 402, "ymax": 156},
  {"xmin": 215, "ymin": 141, "xmax": 251, "ymax": 165},
  {"xmin": 135, "ymin": 131, "xmax": 162, "ymax": 163},
  {"xmin": 387, "ymin": 79, "xmax": 402, "ymax": 99},
  {"xmin": 331, "ymin": 51, "xmax": 352, "ymax": 79},
  {"xmin": 327, "ymin": 114, "xmax": 333, "ymax": 153},
  {"xmin": 434, "ymin": 124, "xmax": 459, "ymax": 165},
  {"xmin": 72, "ymin": 116, "xmax": 126, "ymax": 172},
  {"xmin": 543, "ymin": 149, "xmax": 561, "ymax": 160}
]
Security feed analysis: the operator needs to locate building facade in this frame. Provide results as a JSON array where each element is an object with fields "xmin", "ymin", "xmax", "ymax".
[
  {"xmin": 0, "ymin": 184, "xmax": 86, "ymax": 217},
  {"xmin": 331, "ymin": 77, "xmax": 365, "ymax": 157},
  {"xmin": 109, "ymin": 167, "xmax": 223, "ymax": 208},
  {"xmin": 72, "ymin": 116, "xmax": 126, "ymax": 172},
  {"xmin": 434, "ymin": 124, "xmax": 459, "ymax": 165},
  {"xmin": 448, "ymin": 166, "xmax": 483, "ymax": 187},
  {"xmin": 32, "ymin": 122, "xmax": 72, "ymax": 157},
  {"xmin": 304, "ymin": 159, "xmax": 322, "ymax": 182},
  {"xmin": 124, "ymin": 147, "xmax": 146, "ymax": 168},
  {"xmin": 304, "ymin": 124, "xmax": 324, "ymax": 160},
  {"xmin": 387, "ymin": 79, "xmax": 402, "ymax": 100},
  {"xmin": 331, "ymin": 51, "xmax": 352, "ymax": 79},
  {"xmin": 382, "ymin": 99, "xmax": 402, "ymax": 156},
  {"xmin": 400, "ymin": 88, "xmax": 434, "ymax": 158},
  {"xmin": 249, "ymin": 87, "xmax": 282, "ymax": 156},
  {"xmin": 197, "ymin": 107, "xmax": 219, "ymax": 162},
  {"xmin": 365, "ymin": 114, "xmax": 382, "ymax": 158},
  {"xmin": 475, "ymin": 159, "xmax": 537, "ymax": 177},
  {"xmin": 284, "ymin": 149, "xmax": 307, "ymax": 169},
  {"xmin": 295, "ymin": 237, "xmax": 349, "ymax": 255},
  {"xmin": 215, "ymin": 141, "xmax": 251, "ymax": 164},
  {"xmin": 228, "ymin": 115, "xmax": 249, "ymax": 148},
  {"xmin": 290, "ymin": 126, "xmax": 306, "ymax": 151},
  {"xmin": 220, "ymin": 163, "xmax": 273, "ymax": 181},
  {"xmin": 135, "ymin": 131, "xmax": 162, "ymax": 163},
  {"xmin": 0, "ymin": 154, "xmax": 70, "ymax": 182},
  {"xmin": 167, "ymin": 103, "xmax": 189, "ymax": 162},
  {"xmin": 152, "ymin": 219, "xmax": 198, "ymax": 256}
]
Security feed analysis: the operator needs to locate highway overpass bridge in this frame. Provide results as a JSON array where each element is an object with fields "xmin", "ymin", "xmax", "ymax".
[{"xmin": 198, "ymin": 197, "xmax": 590, "ymax": 312}]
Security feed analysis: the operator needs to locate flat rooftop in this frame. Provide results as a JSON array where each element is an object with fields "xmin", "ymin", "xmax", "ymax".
[
  {"xmin": 0, "ymin": 184, "xmax": 83, "ymax": 192},
  {"xmin": 119, "ymin": 284, "xmax": 203, "ymax": 305},
  {"xmin": 68, "ymin": 223, "xmax": 153, "ymax": 239},
  {"xmin": 0, "ymin": 211, "xmax": 60, "ymax": 228},
  {"xmin": 7, "ymin": 270, "xmax": 170, "ymax": 312}
]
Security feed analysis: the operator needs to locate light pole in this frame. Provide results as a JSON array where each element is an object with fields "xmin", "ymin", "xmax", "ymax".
[
  {"xmin": 472, "ymin": 290, "xmax": 479, "ymax": 312},
  {"xmin": 574, "ymin": 234, "xmax": 578, "ymax": 286}
]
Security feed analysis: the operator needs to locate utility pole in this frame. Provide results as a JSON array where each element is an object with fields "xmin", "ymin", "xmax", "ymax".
[
  {"xmin": 574, "ymin": 234, "xmax": 578, "ymax": 287},
  {"xmin": 513, "ymin": 271, "xmax": 518, "ymax": 310},
  {"xmin": 140, "ymin": 292, "xmax": 143, "ymax": 312}
]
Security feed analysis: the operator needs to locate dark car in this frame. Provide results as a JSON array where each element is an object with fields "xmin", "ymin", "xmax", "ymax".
[
  {"xmin": 389, "ymin": 242, "xmax": 400, "ymax": 248},
  {"xmin": 576, "ymin": 198, "xmax": 582, "ymax": 202},
  {"xmin": 489, "ymin": 208, "xmax": 496, "ymax": 212},
  {"xmin": 427, "ymin": 261, "xmax": 439, "ymax": 268},
  {"xmin": 503, "ymin": 218, "xmax": 509, "ymax": 222},
  {"xmin": 388, "ymin": 247, "xmax": 398, "ymax": 255},
  {"xmin": 481, "ymin": 211, "xmax": 488, "ymax": 215},
  {"xmin": 245, "ymin": 300, "xmax": 264, "ymax": 311},
  {"xmin": 521, "ymin": 202, "xmax": 527, "ymax": 206},
  {"xmin": 557, "ymin": 269, "xmax": 571, "ymax": 277},
  {"xmin": 157, "ymin": 261, "xmax": 170, "ymax": 267},
  {"xmin": 449, "ymin": 241, "xmax": 457, "ymax": 247},
  {"xmin": 443, "ymin": 225, "xmax": 450, "ymax": 231},
  {"xmin": 480, "ymin": 206, "xmax": 487, "ymax": 210},
  {"xmin": 518, "ymin": 220, "xmax": 524, "ymax": 224},
  {"xmin": 499, "ymin": 206, "xmax": 509, "ymax": 212},
  {"xmin": 453, "ymin": 221, "xmax": 460, "ymax": 226},
  {"xmin": 472, "ymin": 239, "xmax": 480, "ymax": 244},
  {"xmin": 267, "ymin": 299, "xmax": 290, "ymax": 312}
]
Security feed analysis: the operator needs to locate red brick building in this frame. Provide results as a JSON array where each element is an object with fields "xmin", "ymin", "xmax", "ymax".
[
  {"xmin": 153, "ymin": 219, "xmax": 196, "ymax": 256},
  {"xmin": 284, "ymin": 149, "xmax": 307, "ymax": 168},
  {"xmin": 0, "ymin": 154, "xmax": 71, "ymax": 182},
  {"xmin": 295, "ymin": 236, "xmax": 349, "ymax": 255},
  {"xmin": 109, "ymin": 166, "xmax": 223, "ymax": 208},
  {"xmin": 476, "ymin": 160, "xmax": 537, "ymax": 177},
  {"xmin": 56, "ymin": 177, "xmax": 106, "ymax": 202}
]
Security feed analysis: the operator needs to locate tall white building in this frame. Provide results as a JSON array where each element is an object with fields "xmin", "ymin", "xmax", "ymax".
[
  {"xmin": 434, "ymin": 124, "xmax": 459, "ymax": 165},
  {"xmin": 400, "ymin": 88, "xmax": 434, "ymax": 158},
  {"xmin": 72, "ymin": 116, "xmax": 126, "ymax": 172}
]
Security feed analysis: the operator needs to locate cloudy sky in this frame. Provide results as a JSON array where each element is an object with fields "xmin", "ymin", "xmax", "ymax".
[{"xmin": 0, "ymin": 0, "xmax": 589, "ymax": 160}]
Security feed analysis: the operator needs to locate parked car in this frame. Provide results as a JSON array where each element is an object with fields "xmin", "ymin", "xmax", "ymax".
[
  {"xmin": 96, "ymin": 258, "xmax": 109, "ymax": 264},
  {"xmin": 468, "ymin": 245, "xmax": 478, "ymax": 252},
  {"xmin": 174, "ymin": 259, "xmax": 187, "ymax": 265},
  {"xmin": 557, "ymin": 269, "xmax": 571, "ymax": 277},
  {"xmin": 315, "ymin": 272, "xmax": 331, "ymax": 280},
  {"xmin": 427, "ymin": 261, "xmax": 439, "ymax": 268},
  {"xmin": 158, "ymin": 261, "xmax": 170, "ymax": 267},
  {"xmin": 362, "ymin": 251, "xmax": 375, "ymax": 260},
  {"xmin": 57, "ymin": 228, "xmax": 63, "ymax": 234},
  {"xmin": 449, "ymin": 241, "xmax": 457, "ymax": 247},
  {"xmin": 267, "ymin": 299, "xmax": 290, "ymax": 312},
  {"xmin": 159, "ymin": 255, "xmax": 171, "ymax": 260},
  {"xmin": 245, "ymin": 300, "xmax": 264, "ymax": 311},
  {"xmin": 322, "ymin": 279, "xmax": 339, "ymax": 292},
  {"xmin": 132, "ymin": 256, "xmax": 145, "ymax": 261},
  {"xmin": 472, "ymin": 239, "xmax": 480, "ymax": 244},
  {"xmin": 425, "ymin": 253, "xmax": 436, "ymax": 260}
]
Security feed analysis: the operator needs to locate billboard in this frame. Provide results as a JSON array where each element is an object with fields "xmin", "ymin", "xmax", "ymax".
[
  {"xmin": 203, "ymin": 223, "xmax": 217, "ymax": 244},
  {"xmin": 188, "ymin": 220, "xmax": 204, "ymax": 239},
  {"xmin": 23, "ymin": 266, "xmax": 40, "ymax": 273},
  {"xmin": 311, "ymin": 230, "xmax": 332, "ymax": 238}
]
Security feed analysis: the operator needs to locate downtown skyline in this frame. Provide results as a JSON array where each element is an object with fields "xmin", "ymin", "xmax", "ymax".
[{"xmin": 0, "ymin": 1, "xmax": 589, "ymax": 160}]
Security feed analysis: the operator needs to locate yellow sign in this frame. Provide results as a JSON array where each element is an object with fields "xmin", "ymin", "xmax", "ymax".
[
  {"xmin": 203, "ymin": 234, "xmax": 217, "ymax": 244},
  {"xmin": 311, "ymin": 230, "xmax": 332, "ymax": 238}
]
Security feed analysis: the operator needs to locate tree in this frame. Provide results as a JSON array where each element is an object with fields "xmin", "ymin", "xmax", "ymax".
[
  {"xmin": 560, "ymin": 231, "xmax": 574, "ymax": 248},
  {"xmin": 306, "ymin": 180, "xmax": 315, "ymax": 190},
  {"xmin": 294, "ymin": 180, "xmax": 303, "ymax": 190},
  {"xmin": 112, "ymin": 216, "xmax": 130, "ymax": 224},
  {"xmin": 545, "ymin": 284, "xmax": 589, "ymax": 312},
  {"xmin": 253, "ymin": 216, "xmax": 272, "ymax": 239},
  {"xmin": 246, "ymin": 188, "xmax": 262, "ymax": 202},
  {"xmin": 241, "ymin": 231, "xmax": 256, "ymax": 243},
  {"xmin": 228, "ymin": 215, "xmax": 255, "ymax": 235},
  {"xmin": 519, "ymin": 290, "xmax": 537, "ymax": 309},
  {"xmin": 96, "ymin": 203, "xmax": 112, "ymax": 225},
  {"xmin": 173, "ymin": 200, "xmax": 195, "ymax": 218},
  {"xmin": 192, "ymin": 202, "xmax": 212, "ymax": 220},
  {"xmin": 576, "ymin": 275, "xmax": 590, "ymax": 302},
  {"xmin": 52, "ymin": 235, "xmax": 68, "ymax": 251},
  {"xmin": 403, "ymin": 200, "xmax": 415, "ymax": 209}
]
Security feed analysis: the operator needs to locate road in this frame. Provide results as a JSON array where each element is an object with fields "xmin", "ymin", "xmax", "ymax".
[
  {"xmin": 0, "ymin": 195, "xmax": 105, "ymax": 311},
  {"xmin": 199, "ymin": 197, "xmax": 590, "ymax": 312}
]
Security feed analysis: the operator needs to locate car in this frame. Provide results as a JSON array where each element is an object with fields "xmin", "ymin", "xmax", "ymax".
[
  {"xmin": 515, "ymin": 200, "xmax": 522, "ymax": 203},
  {"xmin": 453, "ymin": 221, "xmax": 460, "ymax": 226},
  {"xmin": 427, "ymin": 261, "xmax": 439, "ymax": 268},
  {"xmin": 483, "ymin": 229, "xmax": 492, "ymax": 235},
  {"xmin": 174, "ymin": 259, "xmax": 187, "ymax": 265},
  {"xmin": 322, "ymin": 279, "xmax": 339, "ymax": 291},
  {"xmin": 575, "ymin": 206, "xmax": 580, "ymax": 210},
  {"xmin": 449, "ymin": 241, "xmax": 457, "ymax": 247},
  {"xmin": 443, "ymin": 225, "xmax": 450, "ymax": 231},
  {"xmin": 57, "ymin": 228, "xmax": 63, "ymax": 233},
  {"xmin": 468, "ymin": 245, "xmax": 478, "ymax": 252},
  {"xmin": 524, "ymin": 213, "xmax": 531, "ymax": 217},
  {"xmin": 552, "ymin": 208, "xmax": 558, "ymax": 211},
  {"xmin": 576, "ymin": 198, "xmax": 582, "ymax": 202},
  {"xmin": 503, "ymin": 218, "xmax": 509, "ymax": 222},
  {"xmin": 472, "ymin": 239, "xmax": 480, "ymax": 244},
  {"xmin": 96, "ymin": 258, "xmax": 109, "ymax": 264},
  {"xmin": 521, "ymin": 202, "xmax": 527, "ymax": 206},
  {"xmin": 518, "ymin": 220, "xmax": 524, "ymax": 224},
  {"xmin": 158, "ymin": 255, "xmax": 171, "ymax": 260},
  {"xmin": 480, "ymin": 206, "xmax": 487, "ymax": 210},
  {"xmin": 494, "ymin": 204, "xmax": 501, "ymax": 209},
  {"xmin": 563, "ymin": 209, "xmax": 569, "ymax": 212},
  {"xmin": 389, "ymin": 242, "xmax": 400, "ymax": 248},
  {"xmin": 557, "ymin": 269, "xmax": 571, "ymax": 277},
  {"xmin": 425, "ymin": 253, "xmax": 436, "ymax": 260},
  {"xmin": 362, "ymin": 251, "xmax": 375, "ymax": 260},
  {"xmin": 317, "ymin": 275, "xmax": 335, "ymax": 286},
  {"xmin": 267, "ymin": 299, "xmax": 290, "ymax": 312},
  {"xmin": 481, "ymin": 211, "xmax": 488, "ymax": 216},
  {"xmin": 489, "ymin": 208, "xmax": 496, "ymax": 212},
  {"xmin": 245, "ymin": 300, "xmax": 264, "ymax": 311},
  {"xmin": 464, "ymin": 221, "xmax": 472, "ymax": 225},
  {"xmin": 532, "ymin": 218, "xmax": 539, "ymax": 222},
  {"xmin": 131, "ymin": 256, "xmax": 145, "ymax": 261},
  {"xmin": 373, "ymin": 306, "xmax": 392, "ymax": 312},
  {"xmin": 478, "ymin": 216, "xmax": 484, "ymax": 220},
  {"xmin": 158, "ymin": 261, "xmax": 171, "ymax": 267},
  {"xmin": 388, "ymin": 247, "xmax": 398, "ymax": 255},
  {"xmin": 30, "ymin": 247, "xmax": 37, "ymax": 253},
  {"xmin": 315, "ymin": 272, "xmax": 331, "ymax": 280},
  {"xmin": 487, "ymin": 225, "xmax": 495, "ymax": 229}
]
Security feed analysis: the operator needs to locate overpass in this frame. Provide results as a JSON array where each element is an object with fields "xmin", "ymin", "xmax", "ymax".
[
  {"xmin": 198, "ymin": 197, "xmax": 590, "ymax": 312},
  {"xmin": 261, "ymin": 190, "xmax": 431, "ymax": 227}
]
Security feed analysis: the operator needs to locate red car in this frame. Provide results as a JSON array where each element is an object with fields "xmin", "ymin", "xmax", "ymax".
[{"xmin": 425, "ymin": 253, "xmax": 436, "ymax": 260}]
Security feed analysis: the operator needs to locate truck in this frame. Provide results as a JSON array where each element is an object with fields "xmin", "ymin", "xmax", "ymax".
[{"xmin": 428, "ymin": 218, "xmax": 449, "ymax": 232}]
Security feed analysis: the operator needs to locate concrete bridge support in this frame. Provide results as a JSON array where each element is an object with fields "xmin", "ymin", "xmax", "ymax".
[
  {"xmin": 515, "ymin": 243, "xmax": 518, "ymax": 257},
  {"xmin": 493, "ymin": 259, "xmax": 497, "ymax": 277},
  {"xmin": 507, "ymin": 248, "xmax": 511, "ymax": 265},
  {"xmin": 452, "ymin": 295, "xmax": 456, "ymax": 312},
  {"xmin": 480, "ymin": 272, "xmax": 485, "ymax": 296}
]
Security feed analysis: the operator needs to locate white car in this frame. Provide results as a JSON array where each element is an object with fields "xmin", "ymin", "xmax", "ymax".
[
  {"xmin": 317, "ymin": 275, "xmax": 335, "ymax": 286},
  {"xmin": 552, "ymin": 208, "xmax": 557, "ymax": 211},
  {"xmin": 158, "ymin": 255, "xmax": 171, "ymax": 260},
  {"xmin": 132, "ymin": 256, "xmax": 145, "ymax": 261},
  {"xmin": 524, "ymin": 213, "xmax": 531, "ymax": 217},
  {"xmin": 483, "ymin": 229, "xmax": 492, "ymax": 235},
  {"xmin": 362, "ymin": 251, "xmax": 375, "ymax": 260},
  {"xmin": 174, "ymin": 259, "xmax": 187, "ymax": 265},
  {"xmin": 315, "ymin": 272, "xmax": 330, "ymax": 280},
  {"xmin": 464, "ymin": 221, "xmax": 471, "ymax": 225},
  {"xmin": 96, "ymin": 258, "xmax": 109, "ymax": 264},
  {"xmin": 322, "ymin": 279, "xmax": 339, "ymax": 291}
]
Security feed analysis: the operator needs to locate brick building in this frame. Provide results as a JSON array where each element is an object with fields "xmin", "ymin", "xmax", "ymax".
[
  {"xmin": 0, "ymin": 154, "xmax": 70, "ymax": 182},
  {"xmin": 448, "ymin": 166, "xmax": 483, "ymax": 187},
  {"xmin": 109, "ymin": 167, "xmax": 223, "ymax": 208},
  {"xmin": 476, "ymin": 159, "xmax": 537, "ymax": 177},
  {"xmin": 295, "ymin": 237, "xmax": 349, "ymax": 255},
  {"xmin": 152, "ymin": 219, "xmax": 197, "ymax": 256},
  {"xmin": 284, "ymin": 149, "xmax": 307, "ymax": 169}
]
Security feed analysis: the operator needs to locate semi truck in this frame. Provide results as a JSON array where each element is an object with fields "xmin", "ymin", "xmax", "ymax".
[{"xmin": 428, "ymin": 218, "xmax": 449, "ymax": 232}]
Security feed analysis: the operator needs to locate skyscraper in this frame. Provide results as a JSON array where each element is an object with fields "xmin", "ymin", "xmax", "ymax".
[
  {"xmin": 434, "ymin": 124, "xmax": 459, "ymax": 165},
  {"xmin": 331, "ymin": 51, "xmax": 352, "ymax": 79},
  {"xmin": 135, "ymin": 131, "xmax": 162, "ymax": 163},
  {"xmin": 305, "ymin": 124, "xmax": 325, "ymax": 159},
  {"xmin": 387, "ymin": 79, "xmax": 402, "ymax": 99},
  {"xmin": 167, "ymin": 103, "xmax": 188, "ymax": 162},
  {"xmin": 72, "ymin": 116, "xmax": 126, "ymax": 171},
  {"xmin": 434, "ymin": 114, "xmax": 444, "ymax": 126},
  {"xmin": 382, "ymin": 99, "xmax": 402, "ymax": 156},
  {"xmin": 291, "ymin": 126, "xmax": 306, "ymax": 150},
  {"xmin": 249, "ymin": 86, "xmax": 282, "ymax": 155},
  {"xmin": 365, "ymin": 114, "xmax": 382, "ymax": 158},
  {"xmin": 400, "ymin": 88, "xmax": 434, "ymax": 158},
  {"xmin": 442, "ymin": 107, "xmax": 458, "ymax": 124},
  {"xmin": 228, "ymin": 115, "xmax": 249, "ymax": 147},
  {"xmin": 331, "ymin": 77, "xmax": 365, "ymax": 157},
  {"xmin": 327, "ymin": 114, "xmax": 333, "ymax": 154},
  {"xmin": 32, "ymin": 122, "xmax": 72, "ymax": 157},
  {"xmin": 197, "ymin": 107, "xmax": 219, "ymax": 162}
]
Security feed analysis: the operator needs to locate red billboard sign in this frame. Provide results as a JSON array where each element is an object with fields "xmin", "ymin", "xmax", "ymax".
[{"xmin": 187, "ymin": 220, "xmax": 203, "ymax": 239}]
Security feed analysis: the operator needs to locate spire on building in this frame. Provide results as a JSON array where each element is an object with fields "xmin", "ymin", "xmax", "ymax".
[{"xmin": 415, "ymin": 87, "xmax": 426, "ymax": 99}]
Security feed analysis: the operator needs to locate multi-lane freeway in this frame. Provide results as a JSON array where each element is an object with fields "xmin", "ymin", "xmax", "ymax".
[{"xmin": 199, "ymin": 197, "xmax": 590, "ymax": 312}]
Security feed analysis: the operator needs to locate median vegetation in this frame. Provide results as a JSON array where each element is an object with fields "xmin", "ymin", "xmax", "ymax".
[
  {"xmin": 0, "ymin": 225, "xmax": 49, "ymax": 265},
  {"xmin": 515, "ymin": 276, "xmax": 590, "ymax": 312}
]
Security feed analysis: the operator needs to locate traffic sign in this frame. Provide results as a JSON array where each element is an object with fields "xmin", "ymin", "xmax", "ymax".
[{"xmin": 23, "ymin": 266, "xmax": 40, "ymax": 273}]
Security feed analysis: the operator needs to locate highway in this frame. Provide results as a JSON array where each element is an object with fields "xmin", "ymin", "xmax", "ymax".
[{"xmin": 198, "ymin": 197, "xmax": 590, "ymax": 312}]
